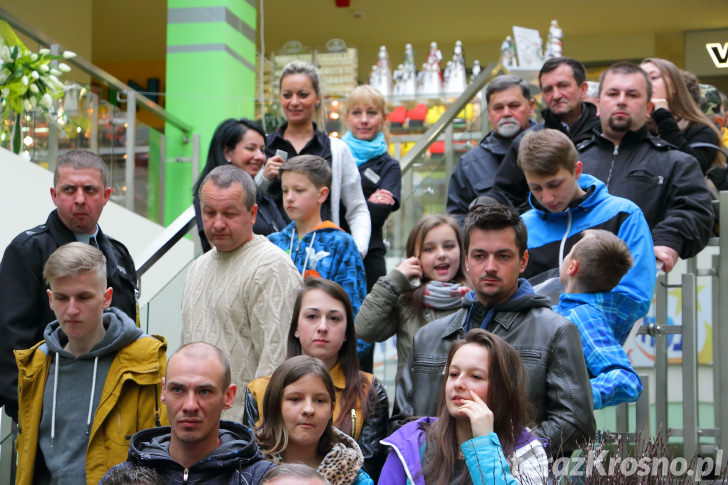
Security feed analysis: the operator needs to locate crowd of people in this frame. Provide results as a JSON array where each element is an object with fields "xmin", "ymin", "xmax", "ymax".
[{"xmin": 0, "ymin": 54, "xmax": 725, "ymax": 484}]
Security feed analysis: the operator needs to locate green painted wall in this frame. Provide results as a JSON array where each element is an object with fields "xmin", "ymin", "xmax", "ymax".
[{"xmin": 164, "ymin": 0, "xmax": 257, "ymax": 224}]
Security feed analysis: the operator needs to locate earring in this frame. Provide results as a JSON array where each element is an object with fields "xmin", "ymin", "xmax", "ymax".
[
  {"xmin": 315, "ymin": 103, "xmax": 320, "ymax": 108},
  {"xmin": 226, "ymin": 158, "xmax": 232, "ymax": 163}
]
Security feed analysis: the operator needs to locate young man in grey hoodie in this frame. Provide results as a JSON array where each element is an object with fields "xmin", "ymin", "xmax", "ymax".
[{"xmin": 14, "ymin": 242, "xmax": 168, "ymax": 485}]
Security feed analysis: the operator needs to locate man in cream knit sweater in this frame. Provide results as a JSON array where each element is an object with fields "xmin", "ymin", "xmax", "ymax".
[{"xmin": 182, "ymin": 165, "xmax": 302, "ymax": 419}]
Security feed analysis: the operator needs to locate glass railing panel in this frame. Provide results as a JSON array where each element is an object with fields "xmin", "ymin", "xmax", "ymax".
[
  {"xmin": 139, "ymin": 256, "xmax": 195, "ymax": 355},
  {"xmin": 383, "ymin": 89, "xmax": 489, "ymax": 259},
  {"xmin": 2, "ymin": 86, "xmax": 178, "ymax": 225}
]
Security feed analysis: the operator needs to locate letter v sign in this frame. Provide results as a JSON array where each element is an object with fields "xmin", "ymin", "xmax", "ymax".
[{"xmin": 706, "ymin": 42, "xmax": 728, "ymax": 68}]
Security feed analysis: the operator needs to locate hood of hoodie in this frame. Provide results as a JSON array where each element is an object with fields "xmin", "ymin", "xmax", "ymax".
[
  {"xmin": 274, "ymin": 220, "xmax": 346, "ymax": 277},
  {"xmin": 128, "ymin": 420, "xmax": 265, "ymax": 472},
  {"xmin": 280, "ymin": 220, "xmax": 343, "ymax": 239},
  {"xmin": 43, "ymin": 307, "xmax": 143, "ymax": 359},
  {"xmin": 556, "ymin": 291, "xmax": 645, "ymax": 345},
  {"xmin": 460, "ymin": 279, "xmax": 552, "ymax": 333},
  {"xmin": 527, "ymin": 173, "xmax": 606, "ymax": 218}
]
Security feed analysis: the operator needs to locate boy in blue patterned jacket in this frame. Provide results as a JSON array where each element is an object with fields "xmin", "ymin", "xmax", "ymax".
[
  {"xmin": 556, "ymin": 229, "xmax": 643, "ymax": 409},
  {"xmin": 268, "ymin": 155, "xmax": 367, "ymax": 316}
]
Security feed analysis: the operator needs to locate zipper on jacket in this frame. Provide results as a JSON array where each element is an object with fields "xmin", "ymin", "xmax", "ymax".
[
  {"xmin": 184, "ymin": 468, "xmax": 189, "ymax": 482},
  {"xmin": 606, "ymin": 145, "xmax": 619, "ymax": 187},
  {"xmin": 351, "ymin": 409, "xmax": 357, "ymax": 437},
  {"xmin": 558, "ymin": 211, "xmax": 572, "ymax": 269}
]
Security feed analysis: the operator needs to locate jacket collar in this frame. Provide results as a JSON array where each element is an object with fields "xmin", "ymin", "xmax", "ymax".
[
  {"xmin": 542, "ymin": 102, "xmax": 600, "ymax": 142},
  {"xmin": 46, "ymin": 210, "xmax": 126, "ymax": 279},
  {"xmin": 479, "ymin": 121, "xmax": 535, "ymax": 155},
  {"xmin": 268, "ymin": 123, "xmax": 332, "ymax": 161},
  {"xmin": 46, "ymin": 209, "xmax": 80, "ymax": 245},
  {"xmin": 585, "ymin": 123, "xmax": 654, "ymax": 150},
  {"xmin": 456, "ymin": 280, "xmax": 551, "ymax": 333},
  {"xmin": 330, "ymin": 362, "xmax": 346, "ymax": 391}
]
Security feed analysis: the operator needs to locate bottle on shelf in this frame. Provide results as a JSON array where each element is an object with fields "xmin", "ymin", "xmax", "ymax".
[{"xmin": 545, "ymin": 20, "xmax": 563, "ymax": 59}]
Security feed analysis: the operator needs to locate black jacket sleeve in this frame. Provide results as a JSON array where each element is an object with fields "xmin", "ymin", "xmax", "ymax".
[
  {"xmin": 533, "ymin": 321, "xmax": 596, "ymax": 457},
  {"xmin": 0, "ymin": 241, "xmax": 47, "ymax": 420},
  {"xmin": 652, "ymin": 154, "xmax": 714, "ymax": 258},
  {"xmin": 652, "ymin": 109, "xmax": 721, "ymax": 174},
  {"xmin": 447, "ymin": 154, "xmax": 479, "ymax": 226},
  {"xmin": 488, "ymin": 141, "xmax": 530, "ymax": 212},
  {"xmin": 367, "ymin": 159, "xmax": 402, "ymax": 230},
  {"xmin": 359, "ymin": 377, "xmax": 389, "ymax": 481}
]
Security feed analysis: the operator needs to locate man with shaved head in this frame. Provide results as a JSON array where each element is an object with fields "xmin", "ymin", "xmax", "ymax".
[{"xmin": 103, "ymin": 342, "xmax": 274, "ymax": 484}]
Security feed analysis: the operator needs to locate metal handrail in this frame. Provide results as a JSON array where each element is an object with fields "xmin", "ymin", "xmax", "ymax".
[
  {"xmin": 0, "ymin": 6, "xmax": 192, "ymax": 135},
  {"xmin": 136, "ymin": 205, "xmax": 197, "ymax": 277},
  {"xmin": 398, "ymin": 61, "xmax": 502, "ymax": 174}
]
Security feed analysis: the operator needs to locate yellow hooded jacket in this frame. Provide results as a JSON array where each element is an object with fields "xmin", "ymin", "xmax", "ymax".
[{"xmin": 14, "ymin": 334, "xmax": 168, "ymax": 485}]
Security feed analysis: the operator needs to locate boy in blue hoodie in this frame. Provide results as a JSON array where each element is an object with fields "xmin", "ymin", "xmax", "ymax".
[
  {"xmin": 556, "ymin": 229, "xmax": 643, "ymax": 409},
  {"xmin": 268, "ymin": 155, "xmax": 367, "ymax": 316}
]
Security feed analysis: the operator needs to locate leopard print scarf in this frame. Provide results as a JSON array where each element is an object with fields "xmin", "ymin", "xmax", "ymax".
[{"xmin": 267, "ymin": 428, "xmax": 364, "ymax": 485}]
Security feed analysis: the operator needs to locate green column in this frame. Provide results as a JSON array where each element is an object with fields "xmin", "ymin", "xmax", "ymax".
[{"xmin": 164, "ymin": 0, "xmax": 257, "ymax": 224}]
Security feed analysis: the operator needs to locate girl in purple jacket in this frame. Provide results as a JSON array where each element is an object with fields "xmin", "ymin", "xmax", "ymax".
[{"xmin": 379, "ymin": 329, "xmax": 548, "ymax": 484}]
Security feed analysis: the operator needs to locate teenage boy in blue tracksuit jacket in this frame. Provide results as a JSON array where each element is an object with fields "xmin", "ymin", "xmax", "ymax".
[{"xmin": 517, "ymin": 129, "xmax": 655, "ymax": 323}]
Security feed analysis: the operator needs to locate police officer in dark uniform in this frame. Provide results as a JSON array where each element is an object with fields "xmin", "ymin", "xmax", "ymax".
[{"xmin": 0, "ymin": 150, "xmax": 138, "ymax": 420}]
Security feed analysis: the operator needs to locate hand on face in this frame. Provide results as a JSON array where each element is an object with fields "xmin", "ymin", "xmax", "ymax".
[
  {"xmin": 396, "ymin": 256, "xmax": 423, "ymax": 281},
  {"xmin": 651, "ymin": 98, "xmax": 669, "ymax": 112},
  {"xmin": 458, "ymin": 389, "xmax": 494, "ymax": 438}
]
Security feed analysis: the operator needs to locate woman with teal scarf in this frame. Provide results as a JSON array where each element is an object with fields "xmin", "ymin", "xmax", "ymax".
[{"xmin": 342, "ymin": 86, "xmax": 402, "ymax": 293}]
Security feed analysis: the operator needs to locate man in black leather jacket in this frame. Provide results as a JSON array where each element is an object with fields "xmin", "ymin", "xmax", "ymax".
[
  {"xmin": 393, "ymin": 204, "xmax": 595, "ymax": 458},
  {"xmin": 578, "ymin": 62, "xmax": 713, "ymax": 273},
  {"xmin": 0, "ymin": 150, "xmax": 138, "ymax": 421}
]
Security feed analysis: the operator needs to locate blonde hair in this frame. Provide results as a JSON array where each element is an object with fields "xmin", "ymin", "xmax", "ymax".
[
  {"xmin": 279, "ymin": 61, "xmax": 327, "ymax": 132},
  {"xmin": 43, "ymin": 242, "xmax": 106, "ymax": 286},
  {"xmin": 345, "ymin": 85, "xmax": 389, "ymax": 142}
]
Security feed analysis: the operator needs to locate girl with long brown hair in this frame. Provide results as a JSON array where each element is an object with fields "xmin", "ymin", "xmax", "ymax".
[
  {"xmin": 641, "ymin": 58, "xmax": 726, "ymax": 174},
  {"xmin": 255, "ymin": 355, "xmax": 372, "ymax": 485},
  {"xmin": 355, "ymin": 214, "xmax": 469, "ymax": 383},
  {"xmin": 379, "ymin": 329, "xmax": 548, "ymax": 485}
]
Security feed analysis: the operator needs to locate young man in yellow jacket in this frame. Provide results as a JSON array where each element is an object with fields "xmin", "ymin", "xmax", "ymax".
[{"xmin": 15, "ymin": 242, "xmax": 167, "ymax": 485}]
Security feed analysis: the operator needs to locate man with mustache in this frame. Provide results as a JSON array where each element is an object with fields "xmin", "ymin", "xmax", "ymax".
[
  {"xmin": 578, "ymin": 62, "xmax": 713, "ymax": 272},
  {"xmin": 480, "ymin": 57, "xmax": 601, "ymax": 212},
  {"xmin": 394, "ymin": 204, "xmax": 594, "ymax": 458},
  {"xmin": 447, "ymin": 74, "xmax": 534, "ymax": 226},
  {"xmin": 0, "ymin": 150, "xmax": 137, "ymax": 422}
]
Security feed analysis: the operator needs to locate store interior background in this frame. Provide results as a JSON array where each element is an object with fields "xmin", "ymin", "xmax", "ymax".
[
  {"xmin": 5, "ymin": 0, "xmax": 728, "ymax": 114},
  {"xmin": 3, "ymin": 0, "xmax": 728, "ymax": 440}
]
